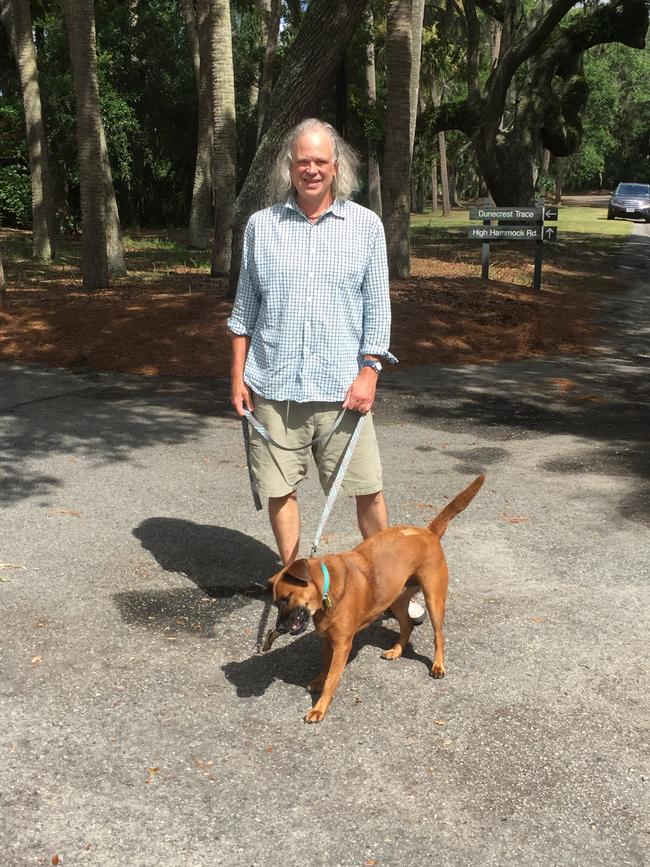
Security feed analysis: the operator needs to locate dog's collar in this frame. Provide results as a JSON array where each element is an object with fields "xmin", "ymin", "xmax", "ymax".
[{"xmin": 320, "ymin": 561, "xmax": 333, "ymax": 610}]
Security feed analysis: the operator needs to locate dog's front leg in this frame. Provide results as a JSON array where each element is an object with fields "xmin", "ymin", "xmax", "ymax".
[
  {"xmin": 307, "ymin": 637, "xmax": 332, "ymax": 695},
  {"xmin": 304, "ymin": 638, "xmax": 352, "ymax": 723}
]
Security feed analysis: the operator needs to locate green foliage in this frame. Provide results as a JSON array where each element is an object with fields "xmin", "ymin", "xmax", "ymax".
[
  {"xmin": 0, "ymin": 163, "xmax": 31, "ymax": 226},
  {"xmin": 564, "ymin": 43, "xmax": 650, "ymax": 189}
]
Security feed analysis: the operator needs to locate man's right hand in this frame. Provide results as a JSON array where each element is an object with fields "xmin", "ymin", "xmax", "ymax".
[{"xmin": 231, "ymin": 380, "xmax": 254, "ymax": 417}]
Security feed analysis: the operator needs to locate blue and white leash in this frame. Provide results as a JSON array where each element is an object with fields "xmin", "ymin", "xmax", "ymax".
[{"xmin": 244, "ymin": 406, "xmax": 366, "ymax": 650}]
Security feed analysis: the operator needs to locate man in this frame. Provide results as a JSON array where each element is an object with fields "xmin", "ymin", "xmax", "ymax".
[{"xmin": 228, "ymin": 118, "xmax": 424, "ymax": 622}]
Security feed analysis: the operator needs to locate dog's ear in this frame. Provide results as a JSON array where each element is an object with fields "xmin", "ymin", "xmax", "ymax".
[{"xmin": 284, "ymin": 558, "xmax": 312, "ymax": 586}]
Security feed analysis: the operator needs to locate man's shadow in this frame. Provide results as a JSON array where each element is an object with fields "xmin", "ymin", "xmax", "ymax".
[
  {"xmin": 221, "ymin": 620, "xmax": 433, "ymax": 699},
  {"xmin": 113, "ymin": 518, "xmax": 279, "ymax": 638}
]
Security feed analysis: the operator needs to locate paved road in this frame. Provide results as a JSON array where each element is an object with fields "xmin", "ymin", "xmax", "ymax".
[{"xmin": 1, "ymin": 225, "xmax": 648, "ymax": 866}]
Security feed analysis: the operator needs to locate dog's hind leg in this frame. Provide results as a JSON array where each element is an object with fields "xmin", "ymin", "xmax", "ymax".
[
  {"xmin": 419, "ymin": 563, "xmax": 448, "ymax": 679},
  {"xmin": 307, "ymin": 637, "xmax": 332, "ymax": 695},
  {"xmin": 381, "ymin": 587, "xmax": 417, "ymax": 660}
]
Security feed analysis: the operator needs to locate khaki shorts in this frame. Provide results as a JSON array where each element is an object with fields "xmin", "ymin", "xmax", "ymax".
[{"xmin": 248, "ymin": 396, "xmax": 383, "ymax": 499}]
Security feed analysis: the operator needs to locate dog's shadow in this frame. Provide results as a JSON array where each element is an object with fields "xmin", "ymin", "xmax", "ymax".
[{"xmin": 222, "ymin": 618, "xmax": 432, "ymax": 698}]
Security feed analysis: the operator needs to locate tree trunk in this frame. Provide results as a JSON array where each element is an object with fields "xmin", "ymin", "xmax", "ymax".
[
  {"xmin": 197, "ymin": 0, "xmax": 237, "ymax": 277},
  {"xmin": 431, "ymin": 156, "xmax": 438, "ymax": 213},
  {"xmin": 365, "ymin": 11, "xmax": 381, "ymax": 216},
  {"xmin": 554, "ymin": 157, "xmax": 565, "ymax": 204},
  {"xmin": 382, "ymin": 0, "xmax": 414, "ymax": 279},
  {"xmin": 1, "ymin": 0, "xmax": 55, "ymax": 261},
  {"xmin": 63, "ymin": 0, "xmax": 109, "ymax": 289},
  {"xmin": 229, "ymin": 0, "xmax": 369, "ymax": 294},
  {"xmin": 439, "ymin": 131, "xmax": 451, "ymax": 216},
  {"xmin": 99, "ymin": 121, "xmax": 126, "ymax": 275},
  {"xmin": 408, "ymin": 0, "xmax": 425, "ymax": 155},
  {"xmin": 256, "ymin": 0, "xmax": 281, "ymax": 142},
  {"xmin": 180, "ymin": 0, "xmax": 213, "ymax": 249},
  {"xmin": 0, "ymin": 246, "xmax": 7, "ymax": 309}
]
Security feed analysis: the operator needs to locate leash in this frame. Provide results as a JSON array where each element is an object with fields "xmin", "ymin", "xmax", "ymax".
[
  {"xmin": 242, "ymin": 408, "xmax": 347, "ymax": 511},
  {"xmin": 245, "ymin": 406, "xmax": 366, "ymax": 651}
]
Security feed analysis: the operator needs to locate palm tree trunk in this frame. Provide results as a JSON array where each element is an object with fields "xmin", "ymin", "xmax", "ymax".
[
  {"xmin": 63, "ymin": 0, "xmax": 109, "ymax": 289},
  {"xmin": 99, "ymin": 121, "xmax": 125, "ymax": 275},
  {"xmin": 256, "ymin": 0, "xmax": 281, "ymax": 143},
  {"xmin": 180, "ymin": 0, "xmax": 213, "ymax": 248},
  {"xmin": 1, "ymin": 0, "xmax": 55, "ymax": 261},
  {"xmin": 439, "ymin": 131, "xmax": 451, "ymax": 216},
  {"xmin": 408, "ymin": 0, "xmax": 425, "ymax": 155},
  {"xmin": 197, "ymin": 0, "xmax": 237, "ymax": 277},
  {"xmin": 431, "ymin": 156, "xmax": 438, "ymax": 213},
  {"xmin": 382, "ymin": 0, "xmax": 414, "ymax": 279},
  {"xmin": 365, "ymin": 11, "xmax": 381, "ymax": 216}
]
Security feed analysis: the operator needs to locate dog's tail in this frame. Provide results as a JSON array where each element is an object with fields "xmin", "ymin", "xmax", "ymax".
[{"xmin": 427, "ymin": 473, "xmax": 485, "ymax": 539}]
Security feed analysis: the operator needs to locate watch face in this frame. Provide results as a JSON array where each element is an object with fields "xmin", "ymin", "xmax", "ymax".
[{"xmin": 363, "ymin": 360, "xmax": 382, "ymax": 373}]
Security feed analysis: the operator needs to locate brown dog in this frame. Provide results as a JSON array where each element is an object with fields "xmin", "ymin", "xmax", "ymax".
[{"xmin": 265, "ymin": 473, "xmax": 485, "ymax": 723}]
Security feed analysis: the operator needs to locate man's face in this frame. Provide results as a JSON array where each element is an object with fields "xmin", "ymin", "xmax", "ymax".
[{"xmin": 290, "ymin": 129, "xmax": 338, "ymax": 208}]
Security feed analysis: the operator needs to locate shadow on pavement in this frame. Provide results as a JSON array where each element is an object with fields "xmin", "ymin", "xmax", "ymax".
[
  {"xmin": 113, "ymin": 520, "xmax": 280, "ymax": 638},
  {"xmin": 0, "ymin": 375, "xmax": 234, "ymax": 507},
  {"xmin": 221, "ymin": 620, "xmax": 432, "ymax": 698},
  {"xmin": 132, "ymin": 517, "xmax": 279, "ymax": 592}
]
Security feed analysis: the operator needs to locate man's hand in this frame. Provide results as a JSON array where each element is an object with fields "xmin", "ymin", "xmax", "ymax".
[
  {"xmin": 231, "ymin": 380, "xmax": 254, "ymax": 417},
  {"xmin": 343, "ymin": 367, "xmax": 378, "ymax": 414}
]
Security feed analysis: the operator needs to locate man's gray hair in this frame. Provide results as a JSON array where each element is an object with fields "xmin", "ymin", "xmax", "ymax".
[{"xmin": 273, "ymin": 118, "xmax": 361, "ymax": 202}]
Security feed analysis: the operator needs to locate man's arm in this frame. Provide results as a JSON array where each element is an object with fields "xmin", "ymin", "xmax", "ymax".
[{"xmin": 230, "ymin": 334, "xmax": 254, "ymax": 417}]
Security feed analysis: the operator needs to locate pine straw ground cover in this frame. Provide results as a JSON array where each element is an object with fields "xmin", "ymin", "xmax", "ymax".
[{"xmin": 0, "ymin": 216, "xmax": 628, "ymax": 377}]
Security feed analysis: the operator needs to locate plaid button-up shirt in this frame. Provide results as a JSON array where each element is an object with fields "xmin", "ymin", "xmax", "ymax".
[{"xmin": 227, "ymin": 197, "xmax": 397, "ymax": 403}]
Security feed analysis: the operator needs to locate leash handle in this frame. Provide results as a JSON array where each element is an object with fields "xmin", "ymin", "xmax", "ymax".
[{"xmin": 243, "ymin": 408, "xmax": 347, "ymax": 451}]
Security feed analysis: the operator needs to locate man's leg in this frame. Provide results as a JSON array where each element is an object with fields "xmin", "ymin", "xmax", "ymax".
[
  {"xmin": 356, "ymin": 490, "xmax": 389, "ymax": 539},
  {"xmin": 269, "ymin": 491, "xmax": 300, "ymax": 566}
]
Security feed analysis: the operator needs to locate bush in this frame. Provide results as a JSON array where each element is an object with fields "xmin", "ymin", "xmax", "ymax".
[{"xmin": 0, "ymin": 164, "xmax": 32, "ymax": 227}]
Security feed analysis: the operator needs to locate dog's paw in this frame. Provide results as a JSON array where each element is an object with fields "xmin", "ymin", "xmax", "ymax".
[
  {"xmin": 430, "ymin": 664, "xmax": 445, "ymax": 679},
  {"xmin": 304, "ymin": 708, "xmax": 326, "ymax": 724},
  {"xmin": 381, "ymin": 645, "xmax": 403, "ymax": 661}
]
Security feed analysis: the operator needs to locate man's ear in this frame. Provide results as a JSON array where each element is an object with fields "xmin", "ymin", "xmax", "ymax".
[{"xmin": 285, "ymin": 558, "xmax": 312, "ymax": 586}]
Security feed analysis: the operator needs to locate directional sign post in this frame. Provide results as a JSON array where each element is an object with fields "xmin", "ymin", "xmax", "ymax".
[{"xmin": 468, "ymin": 198, "xmax": 559, "ymax": 290}]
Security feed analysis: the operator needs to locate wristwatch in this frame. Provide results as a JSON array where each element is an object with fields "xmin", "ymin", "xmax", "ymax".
[{"xmin": 361, "ymin": 359, "xmax": 383, "ymax": 374}]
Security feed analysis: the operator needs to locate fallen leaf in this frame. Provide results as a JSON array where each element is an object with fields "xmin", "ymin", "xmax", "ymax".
[
  {"xmin": 266, "ymin": 746, "xmax": 273, "ymax": 753},
  {"xmin": 31, "ymin": 655, "xmax": 42, "ymax": 665},
  {"xmin": 51, "ymin": 856, "xmax": 60, "ymax": 865},
  {"xmin": 531, "ymin": 616, "xmax": 546, "ymax": 623},
  {"xmin": 53, "ymin": 508, "xmax": 81, "ymax": 517},
  {"xmin": 148, "ymin": 767, "xmax": 159, "ymax": 774},
  {"xmin": 415, "ymin": 502, "xmax": 435, "ymax": 510},
  {"xmin": 502, "ymin": 513, "xmax": 527, "ymax": 524},
  {"xmin": 434, "ymin": 719, "xmax": 445, "ymax": 726},
  {"xmin": 546, "ymin": 377, "xmax": 577, "ymax": 393},
  {"xmin": 364, "ymin": 861, "xmax": 378, "ymax": 866}
]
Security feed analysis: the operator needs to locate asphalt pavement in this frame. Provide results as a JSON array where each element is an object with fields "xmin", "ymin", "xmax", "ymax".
[{"xmin": 1, "ymin": 224, "xmax": 648, "ymax": 866}]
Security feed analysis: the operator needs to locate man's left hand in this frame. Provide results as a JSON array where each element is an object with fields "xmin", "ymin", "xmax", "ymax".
[{"xmin": 343, "ymin": 367, "xmax": 378, "ymax": 414}]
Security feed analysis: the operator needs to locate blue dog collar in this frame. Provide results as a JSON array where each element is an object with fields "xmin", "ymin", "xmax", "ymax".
[{"xmin": 320, "ymin": 562, "xmax": 333, "ymax": 609}]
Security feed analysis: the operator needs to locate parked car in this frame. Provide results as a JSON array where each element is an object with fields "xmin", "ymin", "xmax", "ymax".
[{"xmin": 607, "ymin": 183, "xmax": 650, "ymax": 222}]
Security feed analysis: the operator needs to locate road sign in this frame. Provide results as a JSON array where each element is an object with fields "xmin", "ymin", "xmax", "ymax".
[
  {"xmin": 468, "ymin": 225, "xmax": 546, "ymax": 241},
  {"xmin": 468, "ymin": 200, "xmax": 559, "ymax": 290},
  {"xmin": 469, "ymin": 206, "xmax": 543, "ymax": 221}
]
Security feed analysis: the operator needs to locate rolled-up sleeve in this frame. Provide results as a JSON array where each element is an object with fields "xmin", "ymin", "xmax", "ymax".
[
  {"xmin": 227, "ymin": 218, "xmax": 261, "ymax": 336},
  {"xmin": 360, "ymin": 221, "xmax": 398, "ymax": 364}
]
